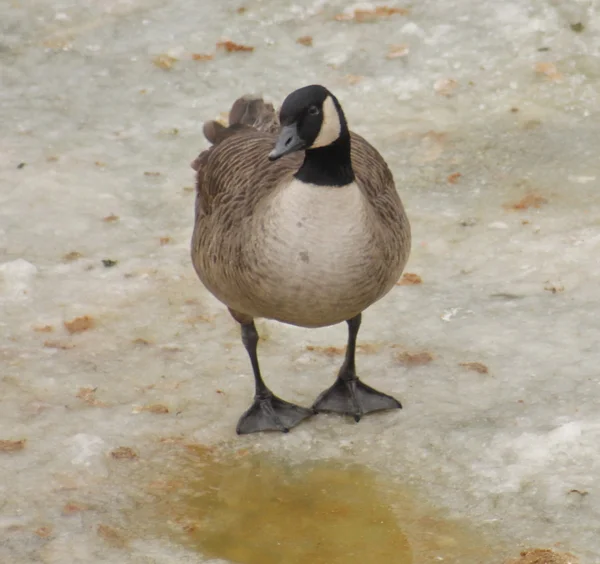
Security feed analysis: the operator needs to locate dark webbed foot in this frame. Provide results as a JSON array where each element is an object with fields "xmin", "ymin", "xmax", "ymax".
[
  {"xmin": 237, "ymin": 394, "xmax": 313, "ymax": 435},
  {"xmin": 312, "ymin": 313, "xmax": 402, "ymax": 422},
  {"xmin": 312, "ymin": 378, "xmax": 401, "ymax": 422},
  {"xmin": 233, "ymin": 315, "xmax": 312, "ymax": 435}
]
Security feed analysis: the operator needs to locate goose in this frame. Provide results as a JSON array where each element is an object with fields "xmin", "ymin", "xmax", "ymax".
[{"xmin": 191, "ymin": 85, "xmax": 411, "ymax": 435}]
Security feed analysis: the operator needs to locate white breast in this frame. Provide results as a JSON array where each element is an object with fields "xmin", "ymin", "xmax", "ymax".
[
  {"xmin": 262, "ymin": 178, "xmax": 367, "ymax": 277},
  {"xmin": 248, "ymin": 178, "xmax": 378, "ymax": 326}
]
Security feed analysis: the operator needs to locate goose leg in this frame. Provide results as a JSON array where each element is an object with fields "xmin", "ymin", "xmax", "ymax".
[
  {"xmin": 236, "ymin": 321, "xmax": 313, "ymax": 435},
  {"xmin": 312, "ymin": 313, "xmax": 402, "ymax": 421}
]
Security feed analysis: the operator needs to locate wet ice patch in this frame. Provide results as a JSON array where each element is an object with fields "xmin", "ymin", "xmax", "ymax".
[
  {"xmin": 0, "ymin": 259, "xmax": 38, "ymax": 302},
  {"xmin": 66, "ymin": 434, "xmax": 106, "ymax": 468},
  {"xmin": 474, "ymin": 421, "xmax": 599, "ymax": 498}
]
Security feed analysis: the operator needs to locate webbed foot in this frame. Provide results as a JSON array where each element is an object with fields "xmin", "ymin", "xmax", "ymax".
[
  {"xmin": 312, "ymin": 378, "xmax": 401, "ymax": 422},
  {"xmin": 236, "ymin": 395, "xmax": 313, "ymax": 435}
]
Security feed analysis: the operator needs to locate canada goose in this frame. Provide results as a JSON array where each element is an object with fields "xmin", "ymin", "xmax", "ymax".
[{"xmin": 191, "ymin": 85, "xmax": 411, "ymax": 435}]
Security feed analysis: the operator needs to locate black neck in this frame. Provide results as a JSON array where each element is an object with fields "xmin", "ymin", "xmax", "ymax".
[{"xmin": 294, "ymin": 132, "xmax": 355, "ymax": 187}]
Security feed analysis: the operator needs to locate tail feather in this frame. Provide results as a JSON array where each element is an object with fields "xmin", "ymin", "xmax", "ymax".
[
  {"xmin": 228, "ymin": 95, "xmax": 279, "ymax": 134},
  {"xmin": 191, "ymin": 94, "xmax": 279, "ymax": 172},
  {"xmin": 202, "ymin": 120, "xmax": 227, "ymax": 145}
]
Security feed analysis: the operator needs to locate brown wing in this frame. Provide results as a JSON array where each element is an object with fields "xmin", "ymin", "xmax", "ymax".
[
  {"xmin": 350, "ymin": 132, "xmax": 411, "ymax": 266},
  {"xmin": 197, "ymin": 133, "xmax": 302, "ymax": 223},
  {"xmin": 192, "ymin": 97, "xmax": 301, "ymax": 222},
  {"xmin": 350, "ymin": 132, "xmax": 406, "ymax": 222}
]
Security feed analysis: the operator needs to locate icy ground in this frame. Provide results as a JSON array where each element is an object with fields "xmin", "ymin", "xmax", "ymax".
[{"xmin": 1, "ymin": 0, "xmax": 600, "ymax": 562}]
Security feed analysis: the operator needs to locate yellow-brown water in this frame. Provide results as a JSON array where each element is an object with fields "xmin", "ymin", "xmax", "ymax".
[{"xmin": 129, "ymin": 443, "xmax": 506, "ymax": 563}]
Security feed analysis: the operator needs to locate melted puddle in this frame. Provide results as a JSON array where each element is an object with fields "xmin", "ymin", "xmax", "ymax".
[{"xmin": 128, "ymin": 442, "xmax": 506, "ymax": 563}]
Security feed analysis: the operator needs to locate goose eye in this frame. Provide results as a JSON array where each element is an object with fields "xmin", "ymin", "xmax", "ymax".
[{"xmin": 308, "ymin": 105, "xmax": 320, "ymax": 116}]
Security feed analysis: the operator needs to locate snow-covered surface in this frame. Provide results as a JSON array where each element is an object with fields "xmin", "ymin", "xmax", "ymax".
[{"xmin": 2, "ymin": 0, "xmax": 600, "ymax": 561}]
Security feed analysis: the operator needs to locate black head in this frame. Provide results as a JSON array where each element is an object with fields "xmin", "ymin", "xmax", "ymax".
[{"xmin": 268, "ymin": 85, "xmax": 348, "ymax": 161}]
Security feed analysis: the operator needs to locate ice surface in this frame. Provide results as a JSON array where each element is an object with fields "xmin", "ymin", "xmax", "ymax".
[
  {"xmin": 0, "ymin": 258, "xmax": 38, "ymax": 308},
  {"xmin": 1, "ymin": 0, "xmax": 600, "ymax": 561}
]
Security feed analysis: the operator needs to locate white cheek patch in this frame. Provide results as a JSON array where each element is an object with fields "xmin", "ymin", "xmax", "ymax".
[{"xmin": 311, "ymin": 96, "xmax": 341, "ymax": 148}]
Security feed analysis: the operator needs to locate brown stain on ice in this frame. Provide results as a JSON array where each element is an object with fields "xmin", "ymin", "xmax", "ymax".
[
  {"xmin": 97, "ymin": 524, "xmax": 128, "ymax": 548},
  {"xmin": 192, "ymin": 53, "xmax": 213, "ymax": 61},
  {"xmin": 296, "ymin": 36, "xmax": 313, "ymax": 47},
  {"xmin": 505, "ymin": 548, "xmax": 577, "ymax": 564},
  {"xmin": 43, "ymin": 339, "xmax": 75, "ymax": 350},
  {"xmin": 305, "ymin": 343, "xmax": 381, "ymax": 356},
  {"xmin": 387, "ymin": 43, "xmax": 409, "ymax": 58},
  {"xmin": 33, "ymin": 324, "xmax": 54, "ymax": 333},
  {"xmin": 505, "ymin": 193, "xmax": 548, "ymax": 210},
  {"xmin": 305, "ymin": 344, "xmax": 346, "ymax": 356},
  {"xmin": 34, "ymin": 526, "xmax": 53, "ymax": 538},
  {"xmin": 64, "ymin": 315, "xmax": 95, "ymax": 334},
  {"xmin": 184, "ymin": 314, "xmax": 217, "ymax": 325},
  {"xmin": 447, "ymin": 172, "xmax": 462, "ymax": 184},
  {"xmin": 216, "ymin": 40, "xmax": 254, "ymax": 53},
  {"xmin": 335, "ymin": 6, "xmax": 409, "ymax": 22},
  {"xmin": 534, "ymin": 62, "xmax": 563, "ymax": 82},
  {"xmin": 134, "ymin": 404, "xmax": 169, "ymax": 414},
  {"xmin": 434, "ymin": 78, "xmax": 458, "ymax": 97},
  {"xmin": 76, "ymin": 387, "xmax": 108, "ymax": 407},
  {"xmin": 0, "ymin": 439, "xmax": 26, "ymax": 452},
  {"xmin": 62, "ymin": 503, "xmax": 91, "ymax": 515},
  {"xmin": 459, "ymin": 362, "xmax": 489, "ymax": 374},
  {"xmin": 110, "ymin": 446, "xmax": 138, "ymax": 460},
  {"xmin": 395, "ymin": 351, "xmax": 434, "ymax": 366},
  {"xmin": 152, "ymin": 54, "xmax": 177, "ymax": 70},
  {"xmin": 62, "ymin": 251, "xmax": 83, "ymax": 262},
  {"xmin": 544, "ymin": 282, "xmax": 565, "ymax": 294},
  {"xmin": 127, "ymin": 446, "xmax": 506, "ymax": 564},
  {"xmin": 397, "ymin": 272, "xmax": 423, "ymax": 286}
]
